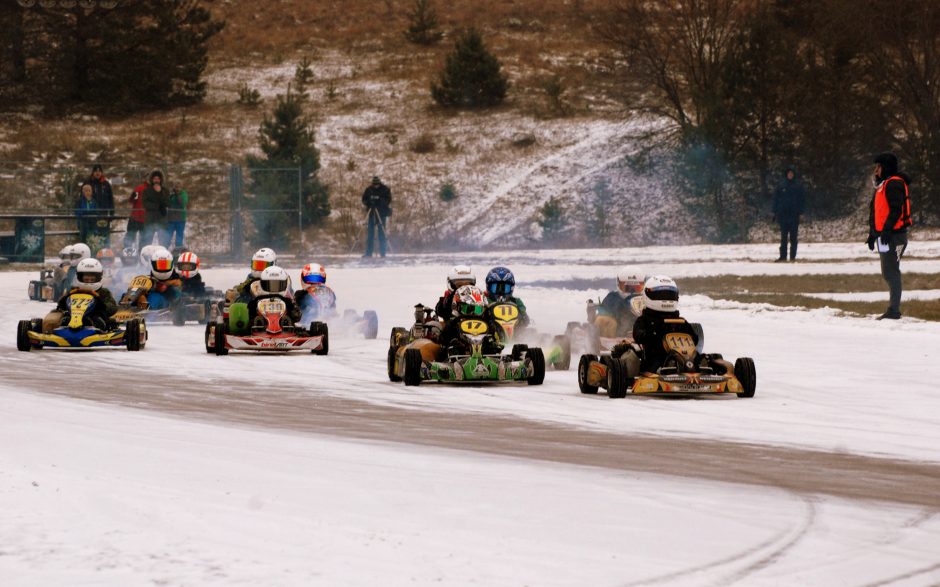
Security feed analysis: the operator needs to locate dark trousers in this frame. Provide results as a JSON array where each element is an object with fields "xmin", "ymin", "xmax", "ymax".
[
  {"xmin": 778, "ymin": 218, "xmax": 799, "ymax": 260},
  {"xmin": 879, "ymin": 232, "xmax": 908, "ymax": 314},
  {"xmin": 364, "ymin": 209, "xmax": 387, "ymax": 257}
]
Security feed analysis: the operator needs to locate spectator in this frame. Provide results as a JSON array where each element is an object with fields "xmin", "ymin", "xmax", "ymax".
[
  {"xmin": 75, "ymin": 183, "xmax": 98, "ymax": 247},
  {"xmin": 772, "ymin": 166, "xmax": 805, "ymax": 262},
  {"xmin": 141, "ymin": 169, "xmax": 168, "ymax": 246},
  {"xmin": 124, "ymin": 176, "xmax": 148, "ymax": 249},
  {"xmin": 361, "ymin": 175, "xmax": 392, "ymax": 258},
  {"xmin": 166, "ymin": 182, "xmax": 189, "ymax": 248},
  {"xmin": 867, "ymin": 152, "xmax": 912, "ymax": 320},
  {"xmin": 88, "ymin": 164, "xmax": 114, "ymax": 216}
]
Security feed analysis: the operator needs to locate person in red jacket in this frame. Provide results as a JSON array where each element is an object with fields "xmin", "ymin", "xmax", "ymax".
[
  {"xmin": 867, "ymin": 152, "xmax": 912, "ymax": 320},
  {"xmin": 124, "ymin": 177, "xmax": 148, "ymax": 249}
]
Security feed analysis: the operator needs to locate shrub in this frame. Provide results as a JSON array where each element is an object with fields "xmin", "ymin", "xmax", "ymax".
[
  {"xmin": 237, "ymin": 84, "xmax": 261, "ymax": 107},
  {"xmin": 410, "ymin": 133, "xmax": 436, "ymax": 154},
  {"xmin": 404, "ymin": 0, "xmax": 444, "ymax": 45},
  {"xmin": 439, "ymin": 182, "xmax": 457, "ymax": 202},
  {"xmin": 431, "ymin": 28, "xmax": 508, "ymax": 108}
]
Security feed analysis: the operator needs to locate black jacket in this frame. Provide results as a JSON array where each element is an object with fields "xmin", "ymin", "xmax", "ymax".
[
  {"xmin": 56, "ymin": 287, "xmax": 119, "ymax": 325},
  {"xmin": 89, "ymin": 176, "xmax": 114, "ymax": 216},
  {"xmin": 772, "ymin": 174, "xmax": 805, "ymax": 222},
  {"xmin": 599, "ymin": 291, "xmax": 640, "ymax": 335},
  {"xmin": 632, "ymin": 308, "xmax": 699, "ymax": 372},
  {"xmin": 869, "ymin": 173, "xmax": 911, "ymax": 241},
  {"xmin": 362, "ymin": 183, "xmax": 392, "ymax": 217},
  {"xmin": 142, "ymin": 184, "xmax": 168, "ymax": 226},
  {"xmin": 181, "ymin": 274, "xmax": 207, "ymax": 298},
  {"xmin": 439, "ymin": 315, "xmax": 504, "ymax": 355}
]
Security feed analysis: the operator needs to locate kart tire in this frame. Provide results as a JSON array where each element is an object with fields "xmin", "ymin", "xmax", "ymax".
[
  {"xmin": 310, "ymin": 321, "xmax": 329, "ymax": 355},
  {"xmin": 16, "ymin": 320, "xmax": 32, "ymax": 352},
  {"xmin": 578, "ymin": 354, "xmax": 599, "ymax": 394},
  {"xmin": 28, "ymin": 281, "xmax": 41, "ymax": 301},
  {"xmin": 691, "ymin": 322, "xmax": 705, "ymax": 353},
  {"xmin": 214, "ymin": 320, "xmax": 229, "ymax": 355},
  {"xmin": 403, "ymin": 348, "xmax": 423, "ymax": 386},
  {"xmin": 511, "ymin": 343, "xmax": 528, "ymax": 361},
  {"xmin": 607, "ymin": 356, "xmax": 633, "ymax": 399},
  {"xmin": 228, "ymin": 303, "xmax": 249, "ymax": 336},
  {"xmin": 526, "ymin": 347, "xmax": 545, "ymax": 386},
  {"xmin": 387, "ymin": 346, "xmax": 402, "ymax": 382},
  {"xmin": 735, "ymin": 357, "xmax": 756, "ymax": 398},
  {"xmin": 389, "ymin": 326, "xmax": 408, "ymax": 348},
  {"xmin": 126, "ymin": 319, "xmax": 142, "ymax": 351},
  {"xmin": 204, "ymin": 322, "xmax": 213, "ymax": 354},
  {"xmin": 201, "ymin": 300, "xmax": 212, "ymax": 324},
  {"xmin": 362, "ymin": 310, "xmax": 379, "ymax": 339},
  {"xmin": 551, "ymin": 334, "xmax": 571, "ymax": 371},
  {"xmin": 172, "ymin": 304, "xmax": 186, "ymax": 327}
]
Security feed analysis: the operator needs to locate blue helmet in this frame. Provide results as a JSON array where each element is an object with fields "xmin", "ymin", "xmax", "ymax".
[{"xmin": 485, "ymin": 266, "xmax": 515, "ymax": 297}]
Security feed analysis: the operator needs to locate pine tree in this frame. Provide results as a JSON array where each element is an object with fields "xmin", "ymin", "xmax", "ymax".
[
  {"xmin": 431, "ymin": 28, "xmax": 508, "ymax": 108},
  {"xmin": 247, "ymin": 89, "xmax": 330, "ymax": 245},
  {"xmin": 293, "ymin": 56, "xmax": 315, "ymax": 102},
  {"xmin": 404, "ymin": 0, "xmax": 443, "ymax": 46}
]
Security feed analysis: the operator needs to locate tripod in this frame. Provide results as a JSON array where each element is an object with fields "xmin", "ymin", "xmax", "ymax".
[{"xmin": 350, "ymin": 207, "xmax": 393, "ymax": 256}]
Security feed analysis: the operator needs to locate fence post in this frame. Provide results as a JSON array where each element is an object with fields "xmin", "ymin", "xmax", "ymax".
[
  {"xmin": 297, "ymin": 167, "xmax": 304, "ymax": 252},
  {"xmin": 230, "ymin": 164, "xmax": 244, "ymax": 260}
]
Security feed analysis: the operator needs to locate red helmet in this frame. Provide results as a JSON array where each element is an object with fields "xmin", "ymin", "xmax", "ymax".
[
  {"xmin": 301, "ymin": 263, "xmax": 327, "ymax": 285},
  {"xmin": 452, "ymin": 285, "xmax": 487, "ymax": 317},
  {"xmin": 177, "ymin": 251, "xmax": 200, "ymax": 279}
]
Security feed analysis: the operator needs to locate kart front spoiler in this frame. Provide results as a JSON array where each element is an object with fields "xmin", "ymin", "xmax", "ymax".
[
  {"xmin": 223, "ymin": 333, "xmax": 325, "ymax": 352},
  {"xmin": 424, "ymin": 354, "xmax": 531, "ymax": 383}
]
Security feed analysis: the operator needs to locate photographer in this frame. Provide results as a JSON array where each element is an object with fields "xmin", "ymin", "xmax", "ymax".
[{"xmin": 361, "ymin": 175, "xmax": 392, "ymax": 258}]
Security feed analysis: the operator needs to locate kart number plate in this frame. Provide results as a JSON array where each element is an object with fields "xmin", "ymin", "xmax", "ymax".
[
  {"xmin": 460, "ymin": 320, "xmax": 488, "ymax": 335},
  {"xmin": 259, "ymin": 298, "xmax": 286, "ymax": 314},
  {"xmin": 130, "ymin": 276, "xmax": 153, "ymax": 289},
  {"xmin": 492, "ymin": 304, "xmax": 519, "ymax": 321},
  {"xmin": 664, "ymin": 332, "xmax": 696, "ymax": 354},
  {"xmin": 69, "ymin": 294, "xmax": 93, "ymax": 312}
]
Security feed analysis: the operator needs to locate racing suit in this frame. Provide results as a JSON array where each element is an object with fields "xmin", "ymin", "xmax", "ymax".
[
  {"xmin": 44, "ymin": 287, "xmax": 119, "ymax": 332},
  {"xmin": 632, "ymin": 308, "xmax": 699, "ymax": 373},
  {"xmin": 439, "ymin": 312, "xmax": 505, "ymax": 357},
  {"xmin": 597, "ymin": 291, "xmax": 641, "ymax": 337},
  {"xmin": 247, "ymin": 294, "xmax": 302, "ymax": 325}
]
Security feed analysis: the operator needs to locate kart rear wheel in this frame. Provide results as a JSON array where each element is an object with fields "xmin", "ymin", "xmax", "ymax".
[
  {"xmin": 734, "ymin": 357, "xmax": 756, "ymax": 398},
  {"xmin": 172, "ymin": 304, "xmax": 186, "ymax": 326},
  {"xmin": 28, "ymin": 281, "xmax": 41, "ymax": 301},
  {"xmin": 214, "ymin": 321, "xmax": 229, "ymax": 355},
  {"xmin": 387, "ymin": 346, "xmax": 402, "ymax": 382},
  {"xmin": 607, "ymin": 355, "xmax": 636, "ymax": 399},
  {"xmin": 511, "ymin": 343, "xmax": 528, "ymax": 360},
  {"xmin": 578, "ymin": 354, "xmax": 599, "ymax": 394},
  {"xmin": 526, "ymin": 347, "xmax": 545, "ymax": 385},
  {"xmin": 126, "ymin": 319, "xmax": 142, "ymax": 351},
  {"xmin": 16, "ymin": 320, "xmax": 32, "ymax": 352},
  {"xmin": 362, "ymin": 310, "xmax": 379, "ymax": 339},
  {"xmin": 403, "ymin": 348, "xmax": 423, "ymax": 386},
  {"xmin": 550, "ymin": 335, "xmax": 571, "ymax": 371},
  {"xmin": 310, "ymin": 322, "xmax": 329, "ymax": 355},
  {"xmin": 389, "ymin": 326, "xmax": 408, "ymax": 347},
  {"xmin": 691, "ymin": 322, "xmax": 705, "ymax": 353}
]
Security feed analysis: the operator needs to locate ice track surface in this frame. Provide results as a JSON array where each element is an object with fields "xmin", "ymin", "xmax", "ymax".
[{"xmin": 2, "ymin": 242, "xmax": 940, "ymax": 586}]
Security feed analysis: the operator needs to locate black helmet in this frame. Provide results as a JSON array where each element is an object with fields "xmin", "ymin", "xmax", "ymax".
[{"xmin": 873, "ymin": 152, "xmax": 898, "ymax": 176}]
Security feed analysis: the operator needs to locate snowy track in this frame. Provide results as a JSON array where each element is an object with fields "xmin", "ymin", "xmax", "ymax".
[{"xmin": 3, "ymin": 242, "xmax": 940, "ymax": 585}]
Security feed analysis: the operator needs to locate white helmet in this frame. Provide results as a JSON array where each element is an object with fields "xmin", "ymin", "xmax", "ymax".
[
  {"xmin": 70, "ymin": 243, "xmax": 91, "ymax": 266},
  {"xmin": 59, "ymin": 245, "xmax": 73, "ymax": 263},
  {"xmin": 447, "ymin": 265, "xmax": 476, "ymax": 290},
  {"xmin": 150, "ymin": 248, "xmax": 175, "ymax": 280},
  {"xmin": 74, "ymin": 258, "xmax": 104, "ymax": 292},
  {"xmin": 251, "ymin": 247, "xmax": 277, "ymax": 278},
  {"xmin": 140, "ymin": 244, "xmax": 160, "ymax": 267},
  {"xmin": 643, "ymin": 275, "xmax": 679, "ymax": 313},
  {"xmin": 177, "ymin": 251, "xmax": 200, "ymax": 279},
  {"xmin": 617, "ymin": 267, "xmax": 645, "ymax": 295},
  {"xmin": 259, "ymin": 265, "xmax": 289, "ymax": 295}
]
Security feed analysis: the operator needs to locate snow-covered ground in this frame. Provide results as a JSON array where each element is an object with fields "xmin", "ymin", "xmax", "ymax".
[{"xmin": 2, "ymin": 241, "xmax": 940, "ymax": 585}]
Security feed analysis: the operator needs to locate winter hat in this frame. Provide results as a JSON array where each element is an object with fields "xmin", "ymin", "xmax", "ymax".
[
  {"xmin": 91, "ymin": 163, "xmax": 103, "ymax": 172},
  {"xmin": 873, "ymin": 152, "xmax": 898, "ymax": 177},
  {"xmin": 150, "ymin": 169, "xmax": 165, "ymax": 183},
  {"xmin": 372, "ymin": 176, "xmax": 381, "ymax": 185}
]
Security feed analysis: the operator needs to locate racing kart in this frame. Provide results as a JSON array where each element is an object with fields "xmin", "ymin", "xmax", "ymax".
[
  {"xmin": 298, "ymin": 286, "xmax": 378, "ymax": 339},
  {"xmin": 28, "ymin": 266, "xmax": 69, "ymax": 302},
  {"xmin": 205, "ymin": 297, "xmax": 328, "ymax": 355},
  {"xmin": 576, "ymin": 330, "xmax": 755, "ymax": 399},
  {"xmin": 17, "ymin": 292, "xmax": 146, "ymax": 351},
  {"xmin": 114, "ymin": 275, "xmax": 212, "ymax": 326},
  {"xmin": 387, "ymin": 304, "xmax": 545, "ymax": 386},
  {"xmin": 490, "ymin": 299, "xmax": 571, "ymax": 371}
]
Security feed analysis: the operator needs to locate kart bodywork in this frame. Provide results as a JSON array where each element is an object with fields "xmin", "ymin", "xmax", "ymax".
[
  {"xmin": 17, "ymin": 292, "xmax": 146, "ymax": 351},
  {"xmin": 205, "ymin": 298, "xmax": 328, "ymax": 355}
]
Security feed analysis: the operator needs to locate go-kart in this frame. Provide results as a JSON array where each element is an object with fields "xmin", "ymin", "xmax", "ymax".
[
  {"xmin": 298, "ymin": 285, "xmax": 378, "ymax": 339},
  {"xmin": 205, "ymin": 297, "xmax": 328, "ymax": 355},
  {"xmin": 490, "ymin": 299, "xmax": 571, "ymax": 371},
  {"xmin": 28, "ymin": 266, "xmax": 70, "ymax": 302},
  {"xmin": 17, "ymin": 292, "xmax": 146, "ymax": 351},
  {"xmin": 114, "ymin": 275, "xmax": 212, "ymax": 326},
  {"xmin": 388, "ymin": 304, "xmax": 545, "ymax": 386},
  {"xmin": 576, "ymin": 330, "xmax": 755, "ymax": 399}
]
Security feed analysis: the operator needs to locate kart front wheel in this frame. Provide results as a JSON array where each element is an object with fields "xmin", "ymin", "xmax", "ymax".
[
  {"xmin": 403, "ymin": 348, "xmax": 423, "ymax": 386},
  {"xmin": 310, "ymin": 321, "xmax": 329, "ymax": 355},
  {"xmin": 578, "ymin": 354, "xmax": 598, "ymax": 394},
  {"xmin": 526, "ymin": 347, "xmax": 546, "ymax": 385},
  {"xmin": 126, "ymin": 319, "xmax": 143, "ymax": 351},
  {"xmin": 214, "ymin": 321, "xmax": 229, "ymax": 355},
  {"xmin": 607, "ymin": 354, "xmax": 637, "ymax": 399},
  {"xmin": 550, "ymin": 334, "xmax": 571, "ymax": 371},
  {"xmin": 387, "ymin": 346, "xmax": 402, "ymax": 382},
  {"xmin": 362, "ymin": 310, "xmax": 379, "ymax": 339},
  {"xmin": 204, "ymin": 322, "xmax": 213, "ymax": 354},
  {"xmin": 16, "ymin": 320, "xmax": 32, "ymax": 352},
  {"xmin": 389, "ymin": 326, "xmax": 408, "ymax": 347},
  {"xmin": 735, "ymin": 357, "xmax": 756, "ymax": 398}
]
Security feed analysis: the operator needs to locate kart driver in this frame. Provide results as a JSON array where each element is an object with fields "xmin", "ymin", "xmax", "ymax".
[
  {"xmin": 438, "ymin": 285, "xmax": 504, "ymax": 357},
  {"xmin": 435, "ymin": 265, "xmax": 477, "ymax": 321},
  {"xmin": 139, "ymin": 247, "xmax": 182, "ymax": 310},
  {"xmin": 247, "ymin": 266, "xmax": 302, "ymax": 324},
  {"xmin": 595, "ymin": 267, "xmax": 645, "ymax": 338},
  {"xmin": 484, "ymin": 266, "xmax": 530, "ymax": 329},
  {"xmin": 177, "ymin": 251, "xmax": 207, "ymax": 298},
  {"xmin": 230, "ymin": 248, "xmax": 277, "ymax": 303},
  {"xmin": 293, "ymin": 263, "xmax": 336, "ymax": 320},
  {"xmin": 631, "ymin": 275, "xmax": 699, "ymax": 373},
  {"xmin": 42, "ymin": 258, "xmax": 119, "ymax": 332}
]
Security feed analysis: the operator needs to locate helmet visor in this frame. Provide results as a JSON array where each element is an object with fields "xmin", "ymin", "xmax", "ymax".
[
  {"xmin": 487, "ymin": 282, "xmax": 512, "ymax": 296},
  {"xmin": 261, "ymin": 278, "xmax": 288, "ymax": 293},
  {"xmin": 302, "ymin": 273, "xmax": 326, "ymax": 284},
  {"xmin": 251, "ymin": 259, "xmax": 271, "ymax": 272},
  {"xmin": 645, "ymin": 286, "xmax": 678, "ymax": 301},
  {"xmin": 177, "ymin": 261, "xmax": 198, "ymax": 272},
  {"xmin": 77, "ymin": 271, "xmax": 100, "ymax": 284},
  {"xmin": 152, "ymin": 258, "xmax": 173, "ymax": 272},
  {"xmin": 458, "ymin": 302, "xmax": 485, "ymax": 316}
]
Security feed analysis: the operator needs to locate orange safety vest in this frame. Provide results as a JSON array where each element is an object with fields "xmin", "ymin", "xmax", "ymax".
[{"xmin": 873, "ymin": 176, "xmax": 912, "ymax": 231}]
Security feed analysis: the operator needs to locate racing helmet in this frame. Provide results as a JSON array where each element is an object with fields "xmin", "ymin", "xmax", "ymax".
[
  {"xmin": 251, "ymin": 247, "xmax": 277, "ymax": 278},
  {"xmin": 120, "ymin": 246, "xmax": 138, "ymax": 266},
  {"xmin": 259, "ymin": 266, "xmax": 289, "ymax": 296},
  {"xmin": 447, "ymin": 265, "xmax": 476, "ymax": 291},
  {"xmin": 301, "ymin": 263, "xmax": 327, "ymax": 285},
  {"xmin": 59, "ymin": 245, "xmax": 73, "ymax": 263},
  {"xmin": 452, "ymin": 285, "xmax": 487, "ymax": 317},
  {"xmin": 642, "ymin": 275, "xmax": 679, "ymax": 313},
  {"xmin": 70, "ymin": 243, "xmax": 91, "ymax": 266},
  {"xmin": 485, "ymin": 266, "xmax": 515, "ymax": 298},
  {"xmin": 139, "ymin": 244, "xmax": 160, "ymax": 267},
  {"xmin": 74, "ymin": 258, "xmax": 104, "ymax": 292},
  {"xmin": 177, "ymin": 251, "xmax": 200, "ymax": 279},
  {"xmin": 617, "ymin": 267, "xmax": 645, "ymax": 295},
  {"xmin": 150, "ymin": 248, "xmax": 175, "ymax": 280},
  {"xmin": 96, "ymin": 248, "xmax": 116, "ymax": 268}
]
